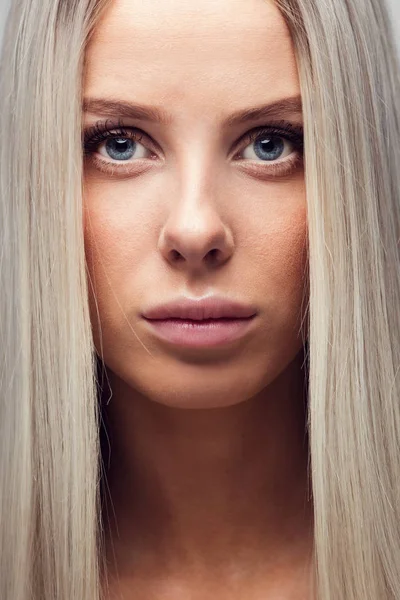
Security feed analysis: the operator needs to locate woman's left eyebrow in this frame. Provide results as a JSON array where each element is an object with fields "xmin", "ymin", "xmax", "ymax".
[
  {"xmin": 82, "ymin": 94, "xmax": 302, "ymax": 127},
  {"xmin": 224, "ymin": 95, "xmax": 302, "ymax": 126}
]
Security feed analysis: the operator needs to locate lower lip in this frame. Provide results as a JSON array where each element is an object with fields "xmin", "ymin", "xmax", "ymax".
[{"xmin": 142, "ymin": 316, "xmax": 256, "ymax": 348}]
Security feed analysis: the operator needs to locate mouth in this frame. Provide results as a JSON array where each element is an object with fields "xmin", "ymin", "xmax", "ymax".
[
  {"xmin": 142, "ymin": 315, "xmax": 257, "ymax": 348},
  {"xmin": 147, "ymin": 316, "xmax": 248, "ymax": 322}
]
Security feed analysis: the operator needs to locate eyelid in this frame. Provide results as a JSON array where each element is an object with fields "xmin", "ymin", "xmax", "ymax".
[
  {"xmin": 234, "ymin": 122, "xmax": 303, "ymax": 151},
  {"xmin": 83, "ymin": 118, "xmax": 303, "ymax": 150},
  {"xmin": 83, "ymin": 121, "xmax": 159, "ymax": 157},
  {"xmin": 82, "ymin": 119, "xmax": 304, "ymax": 177}
]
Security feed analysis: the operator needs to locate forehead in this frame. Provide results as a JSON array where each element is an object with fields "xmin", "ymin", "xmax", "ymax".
[{"xmin": 84, "ymin": 0, "xmax": 300, "ymax": 121}]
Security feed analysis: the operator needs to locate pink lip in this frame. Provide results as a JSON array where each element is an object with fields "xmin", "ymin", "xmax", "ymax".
[
  {"xmin": 141, "ymin": 296, "xmax": 258, "ymax": 321},
  {"xmin": 142, "ymin": 316, "xmax": 257, "ymax": 348}
]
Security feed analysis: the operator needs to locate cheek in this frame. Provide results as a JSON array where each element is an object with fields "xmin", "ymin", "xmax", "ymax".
[
  {"xmin": 249, "ymin": 201, "xmax": 309, "ymax": 336},
  {"xmin": 270, "ymin": 211, "xmax": 308, "ymax": 291},
  {"xmin": 82, "ymin": 191, "xmax": 162, "ymax": 361},
  {"xmin": 83, "ymin": 182, "xmax": 153, "ymax": 278},
  {"xmin": 277, "ymin": 221, "xmax": 308, "ymax": 339},
  {"xmin": 83, "ymin": 201, "xmax": 136, "ymax": 339}
]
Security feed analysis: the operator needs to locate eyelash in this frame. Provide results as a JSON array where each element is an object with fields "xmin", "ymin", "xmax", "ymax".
[{"xmin": 82, "ymin": 118, "xmax": 304, "ymax": 179}]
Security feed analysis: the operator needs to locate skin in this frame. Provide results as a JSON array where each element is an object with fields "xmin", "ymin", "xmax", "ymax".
[{"xmin": 82, "ymin": 0, "xmax": 313, "ymax": 598}]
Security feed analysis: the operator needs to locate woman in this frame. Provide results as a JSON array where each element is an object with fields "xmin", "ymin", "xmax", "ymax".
[{"xmin": 0, "ymin": 0, "xmax": 399, "ymax": 598}]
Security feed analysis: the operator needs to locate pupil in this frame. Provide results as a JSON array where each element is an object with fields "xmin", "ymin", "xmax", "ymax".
[
  {"xmin": 261, "ymin": 139, "xmax": 274, "ymax": 150},
  {"xmin": 106, "ymin": 138, "xmax": 136, "ymax": 160},
  {"xmin": 115, "ymin": 139, "xmax": 128, "ymax": 149},
  {"xmin": 254, "ymin": 135, "xmax": 284, "ymax": 161}
]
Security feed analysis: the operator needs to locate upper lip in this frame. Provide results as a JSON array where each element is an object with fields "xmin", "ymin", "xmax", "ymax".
[{"xmin": 142, "ymin": 296, "xmax": 258, "ymax": 321}]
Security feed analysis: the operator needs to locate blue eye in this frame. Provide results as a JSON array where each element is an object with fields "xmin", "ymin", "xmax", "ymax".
[
  {"xmin": 83, "ymin": 119, "xmax": 155, "ymax": 163},
  {"xmin": 82, "ymin": 118, "xmax": 304, "ymax": 178},
  {"xmin": 237, "ymin": 125, "xmax": 303, "ymax": 163},
  {"xmin": 243, "ymin": 135, "xmax": 288, "ymax": 161},
  {"xmin": 83, "ymin": 116, "xmax": 156, "ymax": 162},
  {"xmin": 101, "ymin": 137, "xmax": 151, "ymax": 161}
]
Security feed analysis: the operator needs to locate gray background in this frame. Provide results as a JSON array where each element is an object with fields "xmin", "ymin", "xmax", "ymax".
[{"xmin": 0, "ymin": 0, "xmax": 399, "ymax": 69}]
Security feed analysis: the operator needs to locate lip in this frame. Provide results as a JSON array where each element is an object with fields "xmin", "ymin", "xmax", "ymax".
[
  {"xmin": 141, "ymin": 295, "xmax": 258, "ymax": 348},
  {"xmin": 142, "ymin": 315, "xmax": 257, "ymax": 348},
  {"xmin": 141, "ymin": 296, "xmax": 258, "ymax": 321}
]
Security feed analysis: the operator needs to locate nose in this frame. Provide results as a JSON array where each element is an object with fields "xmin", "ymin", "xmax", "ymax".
[{"xmin": 158, "ymin": 178, "xmax": 234, "ymax": 273}]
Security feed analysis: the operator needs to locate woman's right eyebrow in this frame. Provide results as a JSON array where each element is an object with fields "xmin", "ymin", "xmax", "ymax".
[
  {"xmin": 82, "ymin": 94, "xmax": 302, "ymax": 127},
  {"xmin": 82, "ymin": 97, "xmax": 173, "ymax": 125}
]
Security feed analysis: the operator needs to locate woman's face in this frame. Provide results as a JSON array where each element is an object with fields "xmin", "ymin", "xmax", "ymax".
[{"xmin": 83, "ymin": 0, "xmax": 308, "ymax": 409}]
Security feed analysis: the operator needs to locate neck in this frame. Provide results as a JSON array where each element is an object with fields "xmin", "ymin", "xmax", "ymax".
[{"xmin": 99, "ymin": 348, "xmax": 313, "ymax": 582}]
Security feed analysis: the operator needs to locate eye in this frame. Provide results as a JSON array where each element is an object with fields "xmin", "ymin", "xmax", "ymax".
[
  {"xmin": 240, "ymin": 133, "xmax": 294, "ymax": 162},
  {"xmin": 232, "ymin": 123, "xmax": 304, "ymax": 177},
  {"xmin": 83, "ymin": 120, "xmax": 157, "ymax": 171},
  {"xmin": 235, "ymin": 123, "xmax": 303, "ymax": 162},
  {"xmin": 97, "ymin": 134, "xmax": 152, "ymax": 161},
  {"xmin": 83, "ymin": 119, "xmax": 304, "ymax": 178}
]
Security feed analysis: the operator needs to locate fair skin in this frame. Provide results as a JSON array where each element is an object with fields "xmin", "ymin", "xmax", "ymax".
[{"xmin": 83, "ymin": 0, "xmax": 313, "ymax": 598}]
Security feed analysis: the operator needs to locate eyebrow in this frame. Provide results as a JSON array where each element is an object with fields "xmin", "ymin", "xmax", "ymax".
[{"xmin": 82, "ymin": 95, "xmax": 303, "ymax": 127}]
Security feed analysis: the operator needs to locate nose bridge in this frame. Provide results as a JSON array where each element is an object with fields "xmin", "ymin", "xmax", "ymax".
[
  {"xmin": 177, "ymin": 143, "xmax": 217, "ymax": 215},
  {"xmin": 159, "ymin": 134, "xmax": 233, "ymax": 269},
  {"xmin": 175, "ymin": 123, "xmax": 218, "ymax": 202},
  {"xmin": 170, "ymin": 126, "xmax": 219, "ymax": 224}
]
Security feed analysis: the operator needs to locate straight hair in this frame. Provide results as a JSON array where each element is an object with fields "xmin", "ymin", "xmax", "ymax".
[{"xmin": 0, "ymin": 0, "xmax": 399, "ymax": 598}]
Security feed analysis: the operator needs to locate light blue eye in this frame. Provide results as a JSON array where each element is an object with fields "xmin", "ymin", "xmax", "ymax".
[
  {"xmin": 102, "ymin": 136, "xmax": 152, "ymax": 161},
  {"xmin": 242, "ymin": 134, "xmax": 293, "ymax": 162},
  {"xmin": 253, "ymin": 136, "xmax": 285, "ymax": 160},
  {"xmin": 104, "ymin": 137, "xmax": 138, "ymax": 161}
]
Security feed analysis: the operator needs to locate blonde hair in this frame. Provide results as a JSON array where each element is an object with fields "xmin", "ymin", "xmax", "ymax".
[{"xmin": 0, "ymin": 0, "xmax": 399, "ymax": 598}]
